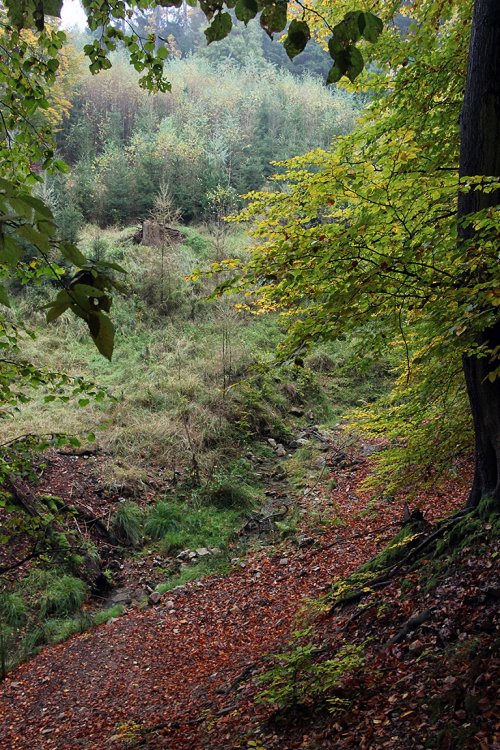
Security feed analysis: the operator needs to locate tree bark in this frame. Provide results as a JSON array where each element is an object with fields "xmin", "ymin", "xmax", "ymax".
[{"xmin": 459, "ymin": 0, "xmax": 500, "ymax": 508}]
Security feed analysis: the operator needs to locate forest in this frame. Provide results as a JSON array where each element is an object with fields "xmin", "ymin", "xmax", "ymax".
[{"xmin": 0, "ymin": 1, "xmax": 498, "ymax": 749}]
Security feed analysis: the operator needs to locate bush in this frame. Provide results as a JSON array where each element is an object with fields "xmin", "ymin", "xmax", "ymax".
[
  {"xmin": 110, "ymin": 501, "xmax": 144, "ymax": 547},
  {"xmin": 39, "ymin": 575, "xmax": 88, "ymax": 618}
]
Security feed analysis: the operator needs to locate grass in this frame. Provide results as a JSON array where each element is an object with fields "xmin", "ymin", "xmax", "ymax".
[
  {"xmin": 155, "ymin": 501, "xmax": 243, "ymax": 554},
  {"xmin": 110, "ymin": 501, "xmax": 144, "ymax": 547},
  {"xmin": 0, "ymin": 593, "xmax": 27, "ymax": 627},
  {"xmin": 1, "ymin": 222, "xmax": 392, "ymax": 677},
  {"xmin": 155, "ymin": 553, "xmax": 230, "ymax": 594},
  {"xmin": 38, "ymin": 575, "xmax": 88, "ymax": 618}
]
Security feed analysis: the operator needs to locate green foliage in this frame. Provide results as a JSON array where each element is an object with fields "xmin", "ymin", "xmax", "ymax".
[
  {"xmin": 157, "ymin": 502, "xmax": 241, "ymax": 554},
  {"xmin": 145, "ymin": 500, "xmax": 182, "ymax": 540},
  {"xmin": 257, "ymin": 629, "xmax": 365, "ymax": 711},
  {"xmin": 201, "ymin": 461, "xmax": 258, "ymax": 509},
  {"xmin": 0, "ymin": 592, "xmax": 27, "ymax": 628},
  {"xmin": 61, "ymin": 56, "xmax": 357, "ymax": 225},
  {"xmin": 155, "ymin": 553, "xmax": 230, "ymax": 594},
  {"xmin": 92, "ymin": 604, "xmax": 125, "ymax": 626},
  {"xmin": 0, "ymin": 624, "xmax": 14, "ymax": 679},
  {"xmin": 110, "ymin": 501, "xmax": 144, "ymax": 547},
  {"xmin": 38, "ymin": 575, "xmax": 87, "ymax": 618},
  {"xmin": 219, "ymin": 0, "xmax": 497, "ymax": 490},
  {"xmin": 42, "ymin": 612, "xmax": 92, "ymax": 644}
]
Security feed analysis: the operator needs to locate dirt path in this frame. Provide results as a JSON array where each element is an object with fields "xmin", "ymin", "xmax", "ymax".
[{"xmin": 0, "ymin": 444, "xmax": 469, "ymax": 750}]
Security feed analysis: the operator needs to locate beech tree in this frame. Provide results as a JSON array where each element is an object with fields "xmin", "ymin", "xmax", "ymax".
[
  {"xmin": 458, "ymin": 0, "xmax": 500, "ymax": 507},
  {"xmin": 211, "ymin": 0, "xmax": 499, "ymax": 509}
]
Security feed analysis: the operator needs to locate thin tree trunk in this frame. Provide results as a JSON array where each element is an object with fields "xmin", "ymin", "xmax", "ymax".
[{"xmin": 459, "ymin": 0, "xmax": 500, "ymax": 508}]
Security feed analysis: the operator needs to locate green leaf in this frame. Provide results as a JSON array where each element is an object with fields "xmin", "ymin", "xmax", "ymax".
[
  {"xmin": 359, "ymin": 12, "xmax": 384, "ymax": 43},
  {"xmin": 89, "ymin": 312, "xmax": 115, "ymax": 361},
  {"xmin": 235, "ymin": 0, "xmax": 258, "ymax": 24},
  {"xmin": 59, "ymin": 242, "xmax": 88, "ymax": 267},
  {"xmin": 95, "ymin": 260, "xmax": 127, "ymax": 274},
  {"xmin": 0, "ymin": 285, "xmax": 11, "ymax": 308},
  {"xmin": 332, "ymin": 11, "xmax": 362, "ymax": 46},
  {"xmin": 284, "ymin": 19, "xmax": 310, "ymax": 60},
  {"xmin": 157, "ymin": 46, "xmax": 168, "ymax": 60},
  {"xmin": 327, "ymin": 46, "xmax": 364, "ymax": 83},
  {"xmin": 260, "ymin": 1, "xmax": 288, "ymax": 36},
  {"xmin": 71, "ymin": 283, "xmax": 106, "ymax": 298},
  {"xmin": 0, "ymin": 237, "xmax": 24, "ymax": 266},
  {"xmin": 17, "ymin": 224, "xmax": 50, "ymax": 252},
  {"xmin": 43, "ymin": 0, "xmax": 64, "ymax": 18},
  {"xmin": 46, "ymin": 289, "xmax": 70, "ymax": 322},
  {"xmin": 345, "ymin": 46, "xmax": 364, "ymax": 82},
  {"xmin": 205, "ymin": 12, "xmax": 233, "ymax": 44}
]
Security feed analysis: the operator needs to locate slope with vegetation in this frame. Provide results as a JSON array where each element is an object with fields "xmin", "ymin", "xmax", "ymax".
[{"xmin": 0, "ymin": 0, "xmax": 499, "ymax": 748}]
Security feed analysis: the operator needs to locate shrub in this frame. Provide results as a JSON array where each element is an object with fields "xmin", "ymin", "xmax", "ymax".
[
  {"xmin": 110, "ymin": 501, "xmax": 144, "ymax": 547},
  {"xmin": 257, "ymin": 633, "xmax": 365, "ymax": 711},
  {"xmin": 39, "ymin": 575, "xmax": 88, "ymax": 618}
]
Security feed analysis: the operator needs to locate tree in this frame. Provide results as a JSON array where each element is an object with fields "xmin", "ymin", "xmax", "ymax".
[
  {"xmin": 217, "ymin": 0, "xmax": 499, "ymax": 509},
  {"xmin": 458, "ymin": 0, "xmax": 500, "ymax": 506}
]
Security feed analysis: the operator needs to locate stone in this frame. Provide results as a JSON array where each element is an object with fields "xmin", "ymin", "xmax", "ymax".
[
  {"xmin": 296, "ymin": 534, "xmax": 314, "ymax": 548},
  {"xmin": 267, "ymin": 438, "xmax": 277, "ymax": 449},
  {"xmin": 296, "ymin": 438, "xmax": 309, "ymax": 447},
  {"xmin": 276, "ymin": 444, "xmax": 287, "ymax": 457},
  {"xmin": 148, "ymin": 591, "xmax": 162, "ymax": 605},
  {"xmin": 195, "ymin": 547, "xmax": 211, "ymax": 557},
  {"xmin": 279, "ymin": 557, "xmax": 288, "ymax": 566},
  {"xmin": 176, "ymin": 549, "xmax": 191, "ymax": 560},
  {"xmin": 110, "ymin": 589, "xmax": 131, "ymax": 604},
  {"xmin": 289, "ymin": 407, "xmax": 304, "ymax": 416},
  {"xmin": 361, "ymin": 443, "xmax": 384, "ymax": 456}
]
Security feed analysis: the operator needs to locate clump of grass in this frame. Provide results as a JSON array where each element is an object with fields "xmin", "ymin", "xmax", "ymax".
[
  {"xmin": 110, "ymin": 501, "xmax": 144, "ymax": 547},
  {"xmin": 93, "ymin": 604, "xmax": 124, "ymax": 626},
  {"xmin": 0, "ymin": 592, "xmax": 27, "ymax": 627},
  {"xmin": 39, "ymin": 575, "xmax": 88, "ymax": 618},
  {"xmin": 43, "ymin": 614, "xmax": 92, "ymax": 644},
  {"xmin": 202, "ymin": 479, "xmax": 256, "ymax": 510},
  {"xmin": 156, "ymin": 553, "xmax": 229, "ymax": 594},
  {"xmin": 200, "ymin": 459, "xmax": 260, "ymax": 510},
  {"xmin": 145, "ymin": 500, "xmax": 183, "ymax": 540}
]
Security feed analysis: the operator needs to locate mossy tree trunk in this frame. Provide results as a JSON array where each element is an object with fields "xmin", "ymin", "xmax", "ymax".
[{"xmin": 459, "ymin": 0, "xmax": 500, "ymax": 508}]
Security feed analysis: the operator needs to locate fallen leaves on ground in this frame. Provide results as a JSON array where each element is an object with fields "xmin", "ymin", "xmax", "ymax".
[{"xmin": 1, "ymin": 441, "xmax": 498, "ymax": 750}]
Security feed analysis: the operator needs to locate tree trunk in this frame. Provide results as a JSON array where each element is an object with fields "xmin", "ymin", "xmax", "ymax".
[{"xmin": 459, "ymin": 0, "xmax": 500, "ymax": 508}]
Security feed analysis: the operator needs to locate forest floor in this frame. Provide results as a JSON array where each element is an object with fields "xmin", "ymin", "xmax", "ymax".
[{"xmin": 0, "ymin": 434, "xmax": 498, "ymax": 750}]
